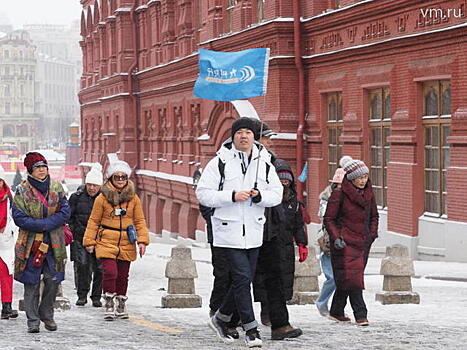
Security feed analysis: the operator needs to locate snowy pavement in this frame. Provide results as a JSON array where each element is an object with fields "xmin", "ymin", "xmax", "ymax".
[{"xmin": 2, "ymin": 237, "xmax": 467, "ymax": 350}]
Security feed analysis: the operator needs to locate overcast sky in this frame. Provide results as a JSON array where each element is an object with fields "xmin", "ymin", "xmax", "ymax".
[{"xmin": 0, "ymin": 0, "xmax": 82, "ymax": 29}]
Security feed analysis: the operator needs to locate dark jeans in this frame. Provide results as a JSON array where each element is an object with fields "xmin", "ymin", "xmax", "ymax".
[
  {"xmin": 101, "ymin": 259, "xmax": 131, "ymax": 296},
  {"xmin": 255, "ymin": 238, "xmax": 290, "ymax": 330},
  {"xmin": 76, "ymin": 253, "xmax": 103, "ymax": 301},
  {"xmin": 217, "ymin": 247, "xmax": 260, "ymax": 332},
  {"xmin": 209, "ymin": 244, "xmax": 231, "ymax": 312},
  {"xmin": 330, "ymin": 288, "xmax": 367, "ymax": 320}
]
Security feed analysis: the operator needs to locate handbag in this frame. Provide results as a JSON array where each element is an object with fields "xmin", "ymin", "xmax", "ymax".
[{"xmin": 64, "ymin": 224, "xmax": 74, "ymax": 246}]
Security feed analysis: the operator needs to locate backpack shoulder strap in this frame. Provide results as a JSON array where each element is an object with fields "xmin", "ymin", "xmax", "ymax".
[
  {"xmin": 218, "ymin": 158, "xmax": 226, "ymax": 190},
  {"xmin": 265, "ymin": 163, "xmax": 270, "ymax": 184}
]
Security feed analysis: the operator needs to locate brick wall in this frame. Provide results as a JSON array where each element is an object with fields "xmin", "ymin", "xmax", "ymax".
[{"xmin": 79, "ymin": 0, "xmax": 467, "ymax": 239}]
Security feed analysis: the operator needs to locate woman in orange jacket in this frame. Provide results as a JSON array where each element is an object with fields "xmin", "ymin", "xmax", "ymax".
[{"xmin": 83, "ymin": 160, "xmax": 149, "ymax": 321}]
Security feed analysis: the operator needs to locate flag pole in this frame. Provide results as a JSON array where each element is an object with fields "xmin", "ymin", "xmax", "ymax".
[{"xmin": 251, "ymin": 120, "xmax": 264, "ymax": 206}]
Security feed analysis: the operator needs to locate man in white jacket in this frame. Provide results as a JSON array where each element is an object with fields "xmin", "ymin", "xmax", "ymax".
[{"xmin": 196, "ymin": 117, "xmax": 283, "ymax": 348}]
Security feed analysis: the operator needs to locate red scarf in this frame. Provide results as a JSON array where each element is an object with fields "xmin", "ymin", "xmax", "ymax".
[{"xmin": 0, "ymin": 183, "xmax": 11, "ymax": 230}]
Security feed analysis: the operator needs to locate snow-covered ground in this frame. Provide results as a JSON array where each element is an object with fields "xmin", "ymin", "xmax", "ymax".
[{"xmin": 2, "ymin": 236, "xmax": 467, "ymax": 349}]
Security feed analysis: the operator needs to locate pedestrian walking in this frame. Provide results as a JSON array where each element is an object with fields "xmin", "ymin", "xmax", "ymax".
[
  {"xmin": 315, "ymin": 167, "xmax": 345, "ymax": 317},
  {"xmin": 69, "ymin": 164, "xmax": 104, "ymax": 307},
  {"xmin": 196, "ymin": 117, "xmax": 283, "ymax": 347},
  {"xmin": 0, "ymin": 165, "xmax": 19, "ymax": 320},
  {"xmin": 83, "ymin": 160, "xmax": 149, "ymax": 321},
  {"xmin": 323, "ymin": 156, "xmax": 379, "ymax": 326},
  {"xmin": 253, "ymin": 158, "xmax": 306, "ymax": 340},
  {"xmin": 12, "ymin": 152, "xmax": 70, "ymax": 333}
]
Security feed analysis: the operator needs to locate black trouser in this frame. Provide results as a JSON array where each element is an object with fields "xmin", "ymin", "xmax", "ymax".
[
  {"xmin": 209, "ymin": 244, "xmax": 231, "ymax": 312},
  {"xmin": 330, "ymin": 288, "xmax": 367, "ymax": 320},
  {"xmin": 76, "ymin": 252, "xmax": 103, "ymax": 301},
  {"xmin": 255, "ymin": 238, "xmax": 290, "ymax": 330}
]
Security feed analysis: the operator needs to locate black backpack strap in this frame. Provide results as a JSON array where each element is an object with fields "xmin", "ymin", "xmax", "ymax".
[
  {"xmin": 218, "ymin": 158, "xmax": 226, "ymax": 190},
  {"xmin": 265, "ymin": 163, "xmax": 270, "ymax": 184}
]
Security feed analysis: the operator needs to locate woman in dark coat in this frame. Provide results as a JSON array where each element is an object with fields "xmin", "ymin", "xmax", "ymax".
[
  {"xmin": 253, "ymin": 158, "xmax": 307, "ymax": 338},
  {"xmin": 323, "ymin": 156, "xmax": 378, "ymax": 326}
]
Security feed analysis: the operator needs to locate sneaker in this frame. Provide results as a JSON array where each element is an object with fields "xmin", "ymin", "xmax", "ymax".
[
  {"xmin": 316, "ymin": 304, "xmax": 329, "ymax": 317},
  {"xmin": 92, "ymin": 299, "xmax": 102, "ymax": 308},
  {"xmin": 43, "ymin": 320, "xmax": 57, "ymax": 331},
  {"xmin": 76, "ymin": 297, "xmax": 87, "ymax": 306},
  {"xmin": 271, "ymin": 325, "xmax": 303, "ymax": 340},
  {"xmin": 356, "ymin": 318, "xmax": 369, "ymax": 326},
  {"xmin": 328, "ymin": 314, "xmax": 351, "ymax": 323},
  {"xmin": 27, "ymin": 325, "xmax": 40, "ymax": 333},
  {"xmin": 245, "ymin": 328, "xmax": 262, "ymax": 348},
  {"xmin": 226, "ymin": 327, "xmax": 239, "ymax": 339},
  {"xmin": 208, "ymin": 316, "xmax": 235, "ymax": 344}
]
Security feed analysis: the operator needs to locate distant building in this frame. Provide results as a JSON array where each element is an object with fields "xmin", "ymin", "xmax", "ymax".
[
  {"xmin": 35, "ymin": 53, "xmax": 79, "ymax": 147},
  {"xmin": 0, "ymin": 30, "xmax": 38, "ymax": 154},
  {"xmin": 24, "ymin": 23, "xmax": 82, "ymax": 147}
]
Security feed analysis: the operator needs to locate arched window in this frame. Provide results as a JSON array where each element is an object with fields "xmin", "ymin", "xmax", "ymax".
[
  {"xmin": 425, "ymin": 88, "xmax": 438, "ymax": 116},
  {"xmin": 368, "ymin": 87, "xmax": 391, "ymax": 208},
  {"xmin": 325, "ymin": 91, "xmax": 343, "ymax": 181},
  {"xmin": 422, "ymin": 80, "xmax": 451, "ymax": 217}
]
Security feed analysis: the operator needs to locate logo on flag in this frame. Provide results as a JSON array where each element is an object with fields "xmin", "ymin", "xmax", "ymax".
[{"xmin": 193, "ymin": 48, "xmax": 270, "ymax": 102}]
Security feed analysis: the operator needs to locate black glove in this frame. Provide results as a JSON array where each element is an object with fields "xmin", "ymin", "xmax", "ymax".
[
  {"xmin": 251, "ymin": 189, "xmax": 262, "ymax": 203},
  {"xmin": 334, "ymin": 237, "xmax": 346, "ymax": 250}
]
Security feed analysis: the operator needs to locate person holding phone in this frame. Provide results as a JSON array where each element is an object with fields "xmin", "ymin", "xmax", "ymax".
[{"xmin": 83, "ymin": 160, "xmax": 149, "ymax": 321}]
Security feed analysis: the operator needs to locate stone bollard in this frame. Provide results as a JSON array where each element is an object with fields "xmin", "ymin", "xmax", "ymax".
[
  {"xmin": 288, "ymin": 245, "xmax": 321, "ymax": 305},
  {"xmin": 375, "ymin": 244, "xmax": 420, "ymax": 305},
  {"xmin": 19, "ymin": 282, "xmax": 71, "ymax": 311},
  {"xmin": 54, "ymin": 283, "xmax": 71, "ymax": 310},
  {"xmin": 161, "ymin": 243, "xmax": 202, "ymax": 308}
]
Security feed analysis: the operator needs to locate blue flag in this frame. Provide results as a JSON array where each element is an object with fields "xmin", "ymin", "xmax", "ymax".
[
  {"xmin": 298, "ymin": 162, "xmax": 308, "ymax": 183},
  {"xmin": 193, "ymin": 48, "xmax": 270, "ymax": 102}
]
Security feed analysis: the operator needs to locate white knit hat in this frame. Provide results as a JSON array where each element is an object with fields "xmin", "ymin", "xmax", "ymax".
[
  {"xmin": 340, "ymin": 156, "xmax": 369, "ymax": 181},
  {"xmin": 106, "ymin": 160, "xmax": 132, "ymax": 178},
  {"xmin": 85, "ymin": 163, "xmax": 103, "ymax": 185}
]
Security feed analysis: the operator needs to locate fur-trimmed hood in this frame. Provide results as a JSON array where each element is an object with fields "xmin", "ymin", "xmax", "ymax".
[{"xmin": 101, "ymin": 180, "xmax": 135, "ymax": 206}]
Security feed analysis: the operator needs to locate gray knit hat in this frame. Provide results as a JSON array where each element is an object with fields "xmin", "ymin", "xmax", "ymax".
[
  {"xmin": 277, "ymin": 170, "xmax": 293, "ymax": 182},
  {"xmin": 340, "ymin": 156, "xmax": 369, "ymax": 181}
]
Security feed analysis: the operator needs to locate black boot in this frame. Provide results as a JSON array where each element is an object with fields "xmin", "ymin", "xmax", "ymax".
[{"xmin": 1, "ymin": 302, "xmax": 19, "ymax": 319}]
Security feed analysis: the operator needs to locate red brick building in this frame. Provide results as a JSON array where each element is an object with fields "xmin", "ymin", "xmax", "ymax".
[{"xmin": 78, "ymin": 0, "xmax": 467, "ymax": 261}]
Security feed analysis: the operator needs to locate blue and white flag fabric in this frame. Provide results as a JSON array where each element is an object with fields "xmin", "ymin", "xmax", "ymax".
[
  {"xmin": 193, "ymin": 48, "xmax": 270, "ymax": 102},
  {"xmin": 298, "ymin": 162, "xmax": 308, "ymax": 183}
]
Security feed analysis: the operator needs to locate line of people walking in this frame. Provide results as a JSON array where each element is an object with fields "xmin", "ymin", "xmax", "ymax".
[
  {"xmin": 0, "ymin": 151, "xmax": 150, "ymax": 333},
  {"xmin": 196, "ymin": 117, "xmax": 379, "ymax": 348},
  {"xmin": 0, "ymin": 121, "xmax": 379, "ymax": 344}
]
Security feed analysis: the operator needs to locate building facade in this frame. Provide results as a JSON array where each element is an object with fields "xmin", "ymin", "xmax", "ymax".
[
  {"xmin": 24, "ymin": 23, "xmax": 82, "ymax": 148},
  {"xmin": 35, "ymin": 53, "xmax": 80, "ymax": 148},
  {"xmin": 0, "ymin": 30, "xmax": 38, "ymax": 154},
  {"xmin": 79, "ymin": 0, "xmax": 467, "ymax": 261}
]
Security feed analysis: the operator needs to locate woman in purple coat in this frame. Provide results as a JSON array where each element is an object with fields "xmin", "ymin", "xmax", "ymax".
[{"xmin": 323, "ymin": 156, "xmax": 378, "ymax": 326}]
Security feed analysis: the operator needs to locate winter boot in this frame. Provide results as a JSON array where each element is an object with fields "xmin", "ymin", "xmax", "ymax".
[
  {"xmin": 115, "ymin": 295, "xmax": 129, "ymax": 319},
  {"xmin": 103, "ymin": 293, "xmax": 116, "ymax": 321},
  {"xmin": 1, "ymin": 302, "xmax": 19, "ymax": 319}
]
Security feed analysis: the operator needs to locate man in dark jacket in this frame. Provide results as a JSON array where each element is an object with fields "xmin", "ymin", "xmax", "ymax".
[{"xmin": 69, "ymin": 165, "xmax": 103, "ymax": 307}]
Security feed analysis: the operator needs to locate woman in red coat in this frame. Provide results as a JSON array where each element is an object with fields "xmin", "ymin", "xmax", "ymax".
[{"xmin": 323, "ymin": 156, "xmax": 378, "ymax": 326}]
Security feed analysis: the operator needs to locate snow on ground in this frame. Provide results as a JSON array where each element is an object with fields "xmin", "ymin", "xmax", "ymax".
[{"xmin": 2, "ymin": 236, "xmax": 467, "ymax": 349}]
